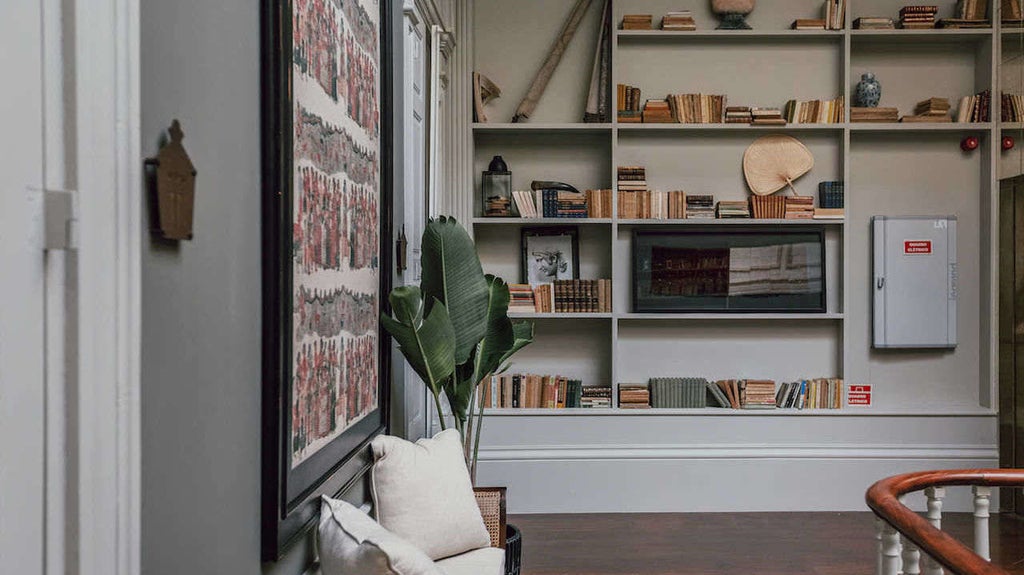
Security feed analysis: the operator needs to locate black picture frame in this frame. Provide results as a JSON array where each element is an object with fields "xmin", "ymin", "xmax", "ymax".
[
  {"xmin": 260, "ymin": 0, "xmax": 393, "ymax": 561},
  {"xmin": 521, "ymin": 226, "xmax": 581, "ymax": 286},
  {"xmin": 631, "ymin": 227, "xmax": 827, "ymax": 314}
]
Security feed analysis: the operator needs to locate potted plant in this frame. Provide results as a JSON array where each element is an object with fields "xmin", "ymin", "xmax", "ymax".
[{"xmin": 381, "ymin": 216, "xmax": 534, "ymax": 482}]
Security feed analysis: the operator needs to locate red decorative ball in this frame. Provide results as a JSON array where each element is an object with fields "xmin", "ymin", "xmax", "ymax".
[
  {"xmin": 961, "ymin": 136, "xmax": 980, "ymax": 152},
  {"xmin": 1003, "ymin": 135, "xmax": 1016, "ymax": 151}
]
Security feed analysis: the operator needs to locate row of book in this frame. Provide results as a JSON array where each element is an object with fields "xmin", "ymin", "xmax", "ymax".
[
  {"xmin": 783, "ymin": 97, "xmax": 845, "ymax": 124},
  {"xmin": 616, "ymin": 190, "xmax": 841, "ymax": 220},
  {"xmin": 508, "ymin": 280, "xmax": 613, "ymax": 314},
  {"xmin": 823, "ymin": 0, "xmax": 847, "ymax": 30},
  {"xmin": 616, "ymin": 378, "xmax": 845, "ymax": 410},
  {"xmin": 509, "ymin": 189, "xmax": 611, "ymax": 219},
  {"xmin": 667, "ymin": 93, "xmax": 728, "ymax": 124},
  {"xmin": 476, "ymin": 374, "xmax": 590, "ymax": 409},
  {"xmin": 957, "ymin": 90, "xmax": 992, "ymax": 123},
  {"xmin": 620, "ymin": 12, "xmax": 697, "ymax": 31},
  {"xmin": 618, "ymin": 190, "xmax": 688, "ymax": 220},
  {"xmin": 819, "ymin": 181, "xmax": 844, "ymax": 209}
]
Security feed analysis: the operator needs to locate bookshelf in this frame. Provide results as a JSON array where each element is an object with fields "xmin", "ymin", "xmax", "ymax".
[{"xmin": 458, "ymin": 0, "xmax": 1013, "ymax": 512}]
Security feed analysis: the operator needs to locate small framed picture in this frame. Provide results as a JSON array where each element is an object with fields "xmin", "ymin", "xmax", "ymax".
[{"xmin": 521, "ymin": 226, "xmax": 580, "ymax": 286}]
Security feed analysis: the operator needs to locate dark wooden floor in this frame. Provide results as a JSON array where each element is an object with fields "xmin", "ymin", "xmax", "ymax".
[{"xmin": 509, "ymin": 512, "xmax": 1024, "ymax": 575}]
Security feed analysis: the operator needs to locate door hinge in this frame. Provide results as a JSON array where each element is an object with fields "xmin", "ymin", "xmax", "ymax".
[{"xmin": 44, "ymin": 189, "xmax": 77, "ymax": 251}]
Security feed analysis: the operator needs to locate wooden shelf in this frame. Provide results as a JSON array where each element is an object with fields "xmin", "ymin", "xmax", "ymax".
[
  {"xmin": 509, "ymin": 312, "xmax": 614, "ymax": 319},
  {"xmin": 616, "ymin": 312, "xmax": 844, "ymax": 321},
  {"xmin": 617, "ymin": 218, "xmax": 844, "ymax": 226},
  {"xmin": 850, "ymin": 28, "xmax": 993, "ymax": 42},
  {"xmin": 473, "ymin": 122, "xmax": 613, "ymax": 134},
  {"xmin": 849, "ymin": 122, "xmax": 994, "ymax": 132},
  {"xmin": 471, "ymin": 218, "xmax": 612, "ymax": 225},
  {"xmin": 616, "ymin": 123, "xmax": 846, "ymax": 132},
  {"xmin": 616, "ymin": 29, "xmax": 844, "ymax": 41}
]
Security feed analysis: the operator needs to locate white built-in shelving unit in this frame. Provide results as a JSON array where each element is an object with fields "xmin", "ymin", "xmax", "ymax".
[{"xmin": 460, "ymin": 0, "xmax": 1021, "ymax": 512}]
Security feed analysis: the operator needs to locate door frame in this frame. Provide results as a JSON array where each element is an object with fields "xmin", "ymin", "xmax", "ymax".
[{"xmin": 73, "ymin": 0, "xmax": 142, "ymax": 572}]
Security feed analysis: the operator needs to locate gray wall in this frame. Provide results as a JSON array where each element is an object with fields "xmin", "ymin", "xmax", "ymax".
[{"xmin": 140, "ymin": 0, "xmax": 404, "ymax": 573}]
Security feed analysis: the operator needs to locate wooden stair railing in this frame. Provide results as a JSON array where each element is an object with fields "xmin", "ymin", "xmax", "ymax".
[{"xmin": 866, "ymin": 469, "xmax": 1024, "ymax": 575}]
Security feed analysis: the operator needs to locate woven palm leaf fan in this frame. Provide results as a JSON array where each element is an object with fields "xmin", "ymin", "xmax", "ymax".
[{"xmin": 743, "ymin": 135, "xmax": 815, "ymax": 196}]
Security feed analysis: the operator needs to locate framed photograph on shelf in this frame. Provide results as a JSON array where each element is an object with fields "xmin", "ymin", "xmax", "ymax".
[
  {"xmin": 521, "ymin": 226, "xmax": 580, "ymax": 286},
  {"xmin": 260, "ymin": 0, "xmax": 392, "ymax": 560}
]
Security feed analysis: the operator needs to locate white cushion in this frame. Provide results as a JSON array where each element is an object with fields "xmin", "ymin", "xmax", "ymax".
[
  {"xmin": 435, "ymin": 547, "xmax": 505, "ymax": 575},
  {"xmin": 370, "ymin": 430, "xmax": 491, "ymax": 560},
  {"xmin": 317, "ymin": 496, "xmax": 444, "ymax": 575}
]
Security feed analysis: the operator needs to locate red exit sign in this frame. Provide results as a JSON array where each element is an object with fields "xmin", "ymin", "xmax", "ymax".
[{"xmin": 904, "ymin": 240, "xmax": 932, "ymax": 255}]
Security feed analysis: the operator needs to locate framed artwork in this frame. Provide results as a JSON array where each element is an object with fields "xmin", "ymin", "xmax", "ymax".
[
  {"xmin": 521, "ymin": 226, "xmax": 580, "ymax": 286},
  {"xmin": 261, "ymin": 0, "xmax": 392, "ymax": 560}
]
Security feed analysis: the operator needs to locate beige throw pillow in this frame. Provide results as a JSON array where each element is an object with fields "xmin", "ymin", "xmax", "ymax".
[
  {"xmin": 370, "ymin": 430, "xmax": 491, "ymax": 560},
  {"xmin": 317, "ymin": 496, "xmax": 444, "ymax": 575}
]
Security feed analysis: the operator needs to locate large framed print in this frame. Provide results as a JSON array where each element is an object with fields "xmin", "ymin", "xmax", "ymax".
[{"xmin": 261, "ymin": 0, "xmax": 392, "ymax": 560}]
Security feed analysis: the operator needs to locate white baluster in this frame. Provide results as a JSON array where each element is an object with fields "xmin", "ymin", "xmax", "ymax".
[
  {"xmin": 902, "ymin": 537, "xmax": 922, "ymax": 575},
  {"xmin": 972, "ymin": 486, "xmax": 992, "ymax": 561},
  {"xmin": 876, "ymin": 515, "xmax": 885, "ymax": 575},
  {"xmin": 923, "ymin": 487, "xmax": 945, "ymax": 575},
  {"xmin": 881, "ymin": 518, "xmax": 903, "ymax": 575}
]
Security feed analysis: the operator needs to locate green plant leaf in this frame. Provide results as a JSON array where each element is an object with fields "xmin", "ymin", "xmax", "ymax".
[
  {"xmin": 467, "ymin": 275, "xmax": 516, "ymax": 394},
  {"xmin": 419, "ymin": 216, "xmax": 489, "ymax": 365},
  {"xmin": 380, "ymin": 287, "xmax": 456, "ymax": 395},
  {"xmin": 499, "ymin": 320, "xmax": 535, "ymax": 366}
]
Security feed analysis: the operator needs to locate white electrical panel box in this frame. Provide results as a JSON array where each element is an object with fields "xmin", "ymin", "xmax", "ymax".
[{"xmin": 872, "ymin": 216, "xmax": 957, "ymax": 349}]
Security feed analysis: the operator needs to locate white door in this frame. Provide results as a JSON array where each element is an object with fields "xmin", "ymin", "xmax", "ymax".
[
  {"xmin": 0, "ymin": 0, "xmax": 47, "ymax": 572},
  {"xmin": 399, "ymin": 2, "xmax": 430, "ymax": 440}
]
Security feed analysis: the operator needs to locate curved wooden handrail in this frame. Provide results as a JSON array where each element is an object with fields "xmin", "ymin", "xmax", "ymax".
[{"xmin": 866, "ymin": 469, "xmax": 1024, "ymax": 575}]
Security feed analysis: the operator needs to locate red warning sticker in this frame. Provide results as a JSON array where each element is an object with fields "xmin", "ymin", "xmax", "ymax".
[
  {"xmin": 847, "ymin": 385, "xmax": 872, "ymax": 407},
  {"xmin": 904, "ymin": 240, "xmax": 932, "ymax": 255}
]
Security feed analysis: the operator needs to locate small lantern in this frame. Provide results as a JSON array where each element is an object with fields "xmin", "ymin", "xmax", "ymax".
[
  {"xmin": 146, "ymin": 119, "xmax": 197, "ymax": 240},
  {"xmin": 481, "ymin": 155, "xmax": 512, "ymax": 217}
]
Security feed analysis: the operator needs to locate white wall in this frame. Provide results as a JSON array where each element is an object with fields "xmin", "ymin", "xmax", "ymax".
[{"xmin": 139, "ymin": 1, "xmax": 405, "ymax": 573}]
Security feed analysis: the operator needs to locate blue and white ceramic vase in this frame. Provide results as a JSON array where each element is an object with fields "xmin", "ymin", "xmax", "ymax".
[{"xmin": 855, "ymin": 73, "xmax": 881, "ymax": 108}]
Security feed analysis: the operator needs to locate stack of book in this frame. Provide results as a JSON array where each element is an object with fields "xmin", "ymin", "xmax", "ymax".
[
  {"xmin": 814, "ymin": 207, "xmax": 844, "ymax": 220},
  {"xmin": 783, "ymin": 97, "xmax": 845, "ymax": 124},
  {"xmin": 618, "ymin": 190, "xmax": 688, "ymax": 220},
  {"xmin": 617, "ymin": 84, "xmax": 643, "ymax": 123},
  {"xmin": 553, "ymin": 279, "xmax": 613, "ymax": 313},
  {"xmin": 617, "ymin": 166, "xmax": 647, "ymax": 196},
  {"xmin": 818, "ymin": 181, "xmax": 844, "ymax": 209},
  {"xmin": 532, "ymin": 284, "xmax": 553, "ymax": 313},
  {"xmin": 480, "ymin": 373, "xmax": 583, "ymax": 409},
  {"xmin": 901, "ymin": 97, "xmax": 951, "ymax": 123},
  {"xmin": 686, "ymin": 194, "xmax": 716, "ymax": 219},
  {"xmin": 580, "ymin": 386, "xmax": 613, "ymax": 408},
  {"xmin": 785, "ymin": 196, "xmax": 815, "ymax": 219},
  {"xmin": 661, "ymin": 11, "xmax": 697, "ymax": 30},
  {"xmin": 851, "ymin": 106, "xmax": 899, "ymax": 123},
  {"xmin": 586, "ymin": 189, "xmax": 613, "ymax": 218},
  {"xmin": 667, "ymin": 93, "xmax": 727, "ymax": 123},
  {"xmin": 621, "ymin": 14, "xmax": 653, "ymax": 29},
  {"xmin": 725, "ymin": 106, "xmax": 753, "ymax": 124},
  {"xmin": 740, "ymin": 379, "xmax": 777, "ymax": 410},
  {"xmin": 717, "ymin": 200, "xmax": 751, "ymax": 219},
  {"xmin": 1002, "ymin": 92, "xmax": 1024, "ymax": 123},
  {"xmin": 750, "ymin": 196, "xmax": 786, "ymax": 219},
  {"xmin": 792, "ymin": 18, "xmax": 826, "ymax": 30},
  {"xmin": 898, "ymin": 5, "xmax": 938, "ymax": 29},
  {"xmin": 618, "ymin": 384, "xmax": 651, "ymax": 409},
  {"xmin": 956, "ymin": 89, "xmax": 991, "ymax": 123},
  {"xmin": 508, "ymin": 284, "xmax": 536, "ymax": 313},
  {"xmin": 642, "ymin": 99, "xmax": 674, "ymax": 123},
  {"xmin": 751, "ymin": 107, "xmax": 786, "ymax": 126},
  {"xmin": 939, "ymin": 0, "xmax": 989, "ymax": 27},
  {"xmin": 648, "ymin": 378, "xmax": 708, "ymax": 408},
  {"xmin": 854, "ymin": 16, "xmax": 895, "ymax": 29},
  {"xmin": 824, "ymin": 0, "xmax": 846, "ymax": 29},
  {"xmin": 776, "ymin": 378, "xmax": 844, "ymax": 410},
  {"xmin": 485, "ymin": 196, "xmax": 511, "ymax": 217}
]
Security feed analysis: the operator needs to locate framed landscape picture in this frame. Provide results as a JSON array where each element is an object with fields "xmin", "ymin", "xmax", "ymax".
[
  {"xmin": 261, "ymin": 0, "xmax": 392, "ymax": 560},
  {"xmin": 521, "ymin": 226, "xmax": 580, "ymax": 286}
]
